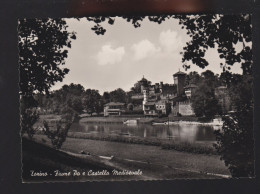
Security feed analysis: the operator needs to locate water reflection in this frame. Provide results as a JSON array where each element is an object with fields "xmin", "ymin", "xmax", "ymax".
[{"xmin": 71, "ymin": 122, "xmax": 217, "ymax": 143}]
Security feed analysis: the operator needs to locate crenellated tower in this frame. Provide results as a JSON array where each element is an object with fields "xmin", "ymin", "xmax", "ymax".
[{"xmin": 173, "ymin": 70, "xmax": 186, "ymax": 96}]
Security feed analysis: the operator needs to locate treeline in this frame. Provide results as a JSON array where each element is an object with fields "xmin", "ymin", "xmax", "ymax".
[
  {"xmin": 34, "ymin": 77, "xmax": 153, "ymax": 115},
  {"xmin": 186, "ymin": 70, "xmax": 252, "ymax": 119},
  {"xmin": 35, "ymin": 84, "xmax": 133, "ymax": 115},
  {"xmin": 34, "ymin": 70, "xmax": 252, "ymax": 119}
]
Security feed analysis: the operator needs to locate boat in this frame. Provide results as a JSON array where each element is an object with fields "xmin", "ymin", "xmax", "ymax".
[
  {"xmin": 164, "ymin": 121, "xmax": 179, "ymax": 125},
  {"xmin": 123, "ymin": 119, "xmax": 137, "ymax": 125},
  {"xmin": 212, "ymin": 118, "xmax": 223, "ymax": 126},
  {"xmin": 119, "ymin": 132, "xmax": 132, "ymax": 136},
  {"xmin": 164, "ymin": 120, "xmax": 224, "ymax": 126},
  {"xmin": 151, "ymin": 122, "xmax": 165, "ymax": 125}
]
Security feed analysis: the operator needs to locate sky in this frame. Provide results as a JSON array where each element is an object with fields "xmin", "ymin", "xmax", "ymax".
[{"xmin": 51, "ymin": 17, "xmax": 244, "ymax": 94}]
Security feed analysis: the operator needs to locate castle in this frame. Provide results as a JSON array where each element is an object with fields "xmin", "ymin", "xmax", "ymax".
[
  {"xmin": 141, "ymin": 70, "xmax": 196, "ymax": 117},
  {"xmin": 103, "ymin": 70, "xmax": 231, "ymax": 117}
]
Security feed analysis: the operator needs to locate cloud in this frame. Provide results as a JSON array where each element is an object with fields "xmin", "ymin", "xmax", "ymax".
[
  {"xmin": 159, "ymin": 30, "xmax": 183, "ymax": 53},
  {"xmin": 97, "ymin": 45, "xmax": 125, "ymax": 65},
  {"xmin": 131, "ymin": 39, "xmax": 161, "ymax": 61}
]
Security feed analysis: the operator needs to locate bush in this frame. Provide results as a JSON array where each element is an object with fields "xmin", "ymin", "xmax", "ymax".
[
  {"xmin": 43, "ymin": 113, "xmax": 75, "ymax": 149},
  {"xmin": 21, "ymin": 109, "xmax": 39, "ymax": 139},
  {"xmin": 214, "ymin": 108, "xmax": 254, "ymax": 177}
]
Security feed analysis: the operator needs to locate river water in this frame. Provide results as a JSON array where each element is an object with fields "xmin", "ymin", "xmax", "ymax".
[{"xmin": 70, "ymin": 122, "xmax": 220, "ymax": 143}]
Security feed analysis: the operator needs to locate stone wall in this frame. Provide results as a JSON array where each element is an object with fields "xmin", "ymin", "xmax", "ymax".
[
  {"xmin": 172, "ymin": 101, "xmax": 195, "ymax": 116},
  {"xmin": 179, "ymin": 104, "xmax": 195, "ymax": 116}
]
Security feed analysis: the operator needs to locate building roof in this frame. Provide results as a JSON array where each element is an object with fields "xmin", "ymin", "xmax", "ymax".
[
  {"xmin": 216, "ymin": 86, "xmax": 227, "ymax": 89},
  {"xmin": 184, "ymin": 84, "xmax": 198, "ymax": 89},
  {"xmin": 173, "ymin": 70, "xmax": 186, "ymax": 76},
  {"xmin": 131, "ymin": 95, "xmax": 144, "ymax": 100},
  {"xmin": 104, "ymin": 102, "xmax": 125, "ymax": 106},
  {"xmin": 144, "ymin": 102, "xmax": 156, "ymax": 106},
  {"xmin": 155, "ymin": 100, "xmax": 168, "ymax": 105}
]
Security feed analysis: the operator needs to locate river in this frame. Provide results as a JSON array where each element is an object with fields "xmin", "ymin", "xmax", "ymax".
[{"xmin": 70, "ymin": 122, "xmax": 220, "ymax": 143}]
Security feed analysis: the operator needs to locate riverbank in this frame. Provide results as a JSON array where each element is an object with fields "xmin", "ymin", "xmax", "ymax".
[
  {"xmin": 36, "ymin": 114, "xmax": 220, "ymax": 126},
  {"xmin": 79, "ymin": 116, "xmax": 218, "ymax": 125},
  {"xmin": 65, "ymin": 132, "xmax": 217, "ymax": 155},
  {"xmin": 22, "ymin": 137, "xmax": 130, "ymax": 182},
  {"xmin": 79, "ymin": 116, "xmax": 154, "ymax": 124},
  {"xmin": 32, "ymin": 135, "xmax": 230, "ymax": 178},
  {"xmin": 35, "ymin": 114, "xmax": 219, "ymax": 155}
]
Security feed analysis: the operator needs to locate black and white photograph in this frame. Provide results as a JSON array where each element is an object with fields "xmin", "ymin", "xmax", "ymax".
[{"xmin": 19, "ymin": 15, "xmax": 254, "ymax": 182}]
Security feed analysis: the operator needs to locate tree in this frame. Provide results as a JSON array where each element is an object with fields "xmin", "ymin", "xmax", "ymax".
[
  {"xmin": 43, "ymin": 114, "xmax": 74, "ymax": 149},
  {"xmin": 191, "ymin": 78, "xmax": 220, "ymax": 119},
  {"xmin": 175, "ymin": 15, "xmax": 252, "ymax": 75},
  {"xmin": 201, "ymin": 70, "xmax": 219, "ymax": 88},
  {"xmin": 214, "ymin": 74, "xmax": 253, "ymax": 177},
  {"xmin": 82, "ymin": 89, "xmax": 103, "ymax": 115},
  {"xmin": 18, "ymin": 18, "xmax": 76, "ymax": 137},
  {"xmin": 109, "ymin": 88, "xmax": 127, "ymax": 103},
  {"xmin": 102, "ymin": 92, "xmax": 111, "ymax": 104},
  {"xmin": 131, "ymin": 77, "xmax": 152, "ymax": 94},
  {"xmin": 18, "ymin": 18, "xmax": 76, "ymax": 97},
  {"xmin": 39, "ymin": 83, "xmax": 85, "ymax": 116},
  {"xmin": 174, "ymin": 15, "xmax": 253, "ymax": 177},
  {"xmin": 185, "ymin": 71, "xmax": 201, "ymax": 85}
]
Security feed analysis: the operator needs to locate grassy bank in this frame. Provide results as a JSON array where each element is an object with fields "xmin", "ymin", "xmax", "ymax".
[
  {"xmin": 33, "ymin": 135, "xmax": 230, "ymax": 177},
  {"xmin": 64, "ymin": 132, "xmax": 217, "ymax": 155},
  {"xmin": 79, "ymin": 116, "xmax": 200, "ymax": 124},
  {"xmin": 37, "ymin": 114, "xmax": 206, "ymax": 124},
  {"xmin": 22, "ymin": 137, "xmax": 125, "ymax": 182},
  {"xmin": 35, "ymin": 114, "xmax": 217, "ymax": 155},
  {"xmin": 79, "ymin": 116, "xmax": 154, "ymax": 124}
]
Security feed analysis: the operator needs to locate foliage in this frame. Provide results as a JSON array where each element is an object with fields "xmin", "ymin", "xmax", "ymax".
[
  {"xmin": 37, "ymin": 83, "xmax": 85, "ymax": 115},
  {"xmin": 20, "ymin": 109, "xmax": 39, "ymax": 139},
  {"xmin": 171, "ymin": 15, "xmax": 253, "ymax": 177},
  {"xmin": 131, "ymin": 77, "xmax": 152, "ymax": 94},
  {"xmin": 185, "ymin": 71, "xmax": 201, "ymax": 85},
  {"xmin": 175, "ymin": 15, "xmax": 252, "ymax": 75},
  {"xmin": 19, "ymin": 18, "xmax": 76, "ymax": 138},
  {"xmin": 191, "ymin": 82, "xmax": 220, "ymax": 119},
  {"xmin": 18, "ymin": 18, "xmax": 76, "ymax": 96},
  {"xmin": 83, "ymin": 89, "xmax": 103, "ymax": 114},
  {"xmin": 214, "ymin": 75, "xmax": 254, "ymax": 177},
  {"xmin": 109, "ymin": 88, "xmax": 127, "ymax": 103},
  {"xmin": 87, "ymin": 14, "xmax": 252, "ymax": 74},
  {"xmin": 43, "ymin": 113, "xmax": 74, "ymax": 149},
  {"xmin": 102, "ymin": 92, "xmax": 111, "ymax": 104},
  {"xmin": 190, "ymin": 70, "xmax": 220, "ymax": 118}
]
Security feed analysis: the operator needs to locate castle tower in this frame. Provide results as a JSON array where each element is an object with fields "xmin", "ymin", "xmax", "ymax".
[
  {"xmin": 173, "ymin": 70, "xmax": 186, "ymax": 96},
  {"xmin": 140, "ymin": 75, "xmax": 148, "ymax": 93},
  {"xmin": 142, "ymin": 89, "xmax": 148, "ymax": 110}
]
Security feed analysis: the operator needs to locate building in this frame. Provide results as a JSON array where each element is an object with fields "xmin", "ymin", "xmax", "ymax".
[
  {"xmin": 155, "ymin": 100, "xmax": 171, "ymax": 116},
  {"xmin": 141, "ymin": 70, "xmax": 193, "ymax": 117},
  {"xmin": 172, "ymin": 100, "xmax": 195, "ymax": 116},
  {"xmin": 143, "ymin": 100, "xmax": 171, "ymax": 117},
  {"xmin": 184, "ymin": 84, "xmax": 198, "ymax": 98},
  {"xmin": 104, "ymin": 102, "xmax": 125, "ymax": 116},
  {"xmin": 173, "ymin": 70, "xmax": 186, "ymax": 96}
]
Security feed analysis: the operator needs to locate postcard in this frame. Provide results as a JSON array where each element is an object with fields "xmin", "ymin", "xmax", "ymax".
[{"xmin": 19, "ymin": 14, "xmax": 254, "ymax": 182}]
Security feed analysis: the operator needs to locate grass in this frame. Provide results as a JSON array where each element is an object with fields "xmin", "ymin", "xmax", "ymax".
[
  {"xmin": 63, "ymin": 132, "xmax": 217, "ymax": 155},
  {"xmin": 35, "ymin": 114, "xmax": 217, "ymax": 155},
  {"xmin": 22, "ymin": 137, "xmax": 133, "ymax": 182},
  {"xmin": 79, "ymin": 116, "xmax": 154, "ymax": 124},
  {"xmin": 33, "ymin": 135, "xmax": 230, "ymax": 176},
  {"xmin": 161, "ymin": 142, "xmax": 216, "ymax": 155}
]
